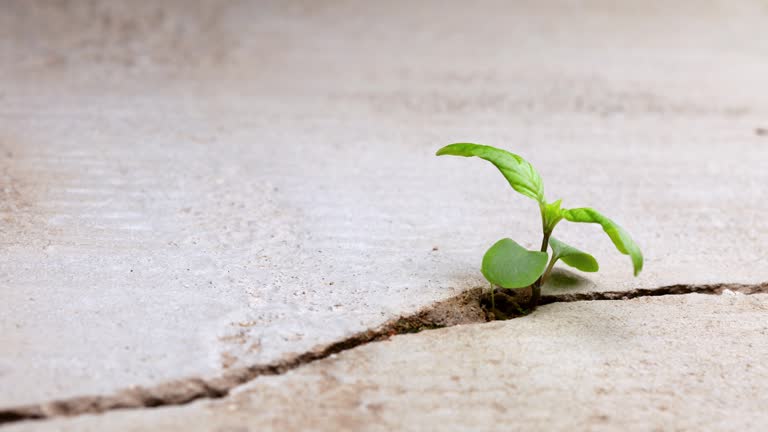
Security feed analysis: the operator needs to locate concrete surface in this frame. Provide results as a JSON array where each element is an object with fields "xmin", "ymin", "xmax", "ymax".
[
  {"xmin": 6, "ymin": 293, "xmax": 768, "ymax": 431},
  {"xmin": 1, "ymin": 0, "xmax": 768, "ymax": 414}
]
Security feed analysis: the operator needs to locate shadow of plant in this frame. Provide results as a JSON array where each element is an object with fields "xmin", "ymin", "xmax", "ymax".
[{"xmin": 544, "ymin": 268, "xmax": 596, "ymax": 291}]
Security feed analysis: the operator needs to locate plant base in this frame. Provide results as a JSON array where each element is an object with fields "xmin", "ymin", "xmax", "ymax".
[{"xmin": 479, "ymin": 287, "xmax": 533, "ymax": 320}]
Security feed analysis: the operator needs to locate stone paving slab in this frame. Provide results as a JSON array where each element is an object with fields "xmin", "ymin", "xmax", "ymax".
[
  {"xmin": 7, "ymin": 293, "xmax": 768, "ymax": 431},
  {"xmin": 2, "ymin": 0, "xmax": 768, "ymax": 408}
]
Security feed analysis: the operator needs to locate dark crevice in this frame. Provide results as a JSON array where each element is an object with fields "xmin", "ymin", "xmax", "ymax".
[
  {"xmin": 2, "ymin": 282, "xmax": 767, "ymax": 426},
  {"xmin": 540, "ymin": 282, "xmax": 768, "ymax": 304}
]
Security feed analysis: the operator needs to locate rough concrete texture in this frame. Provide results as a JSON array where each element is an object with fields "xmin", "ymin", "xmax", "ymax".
[
  {"xmin": 6, "ymin": 293, "xmax": 768, "ymax": 431},
  {"xmin": 1, "ymin": 0, "xmax": 767, "ymax": 414}
]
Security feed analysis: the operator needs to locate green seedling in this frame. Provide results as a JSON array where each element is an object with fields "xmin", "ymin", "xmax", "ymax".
[{"xmin": 436, "ymin": 143, "xmax": 643, "ymax": 311}]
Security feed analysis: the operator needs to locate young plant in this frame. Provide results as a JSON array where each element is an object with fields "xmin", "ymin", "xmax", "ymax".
[{"xmin": 436, "ymin": 143, "xmax": 643, "ymax": 311}]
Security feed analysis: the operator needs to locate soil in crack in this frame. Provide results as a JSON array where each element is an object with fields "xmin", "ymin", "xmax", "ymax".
[{"xmin": 479, "ymin": 288, "xmax": 534, "ymax": 320}]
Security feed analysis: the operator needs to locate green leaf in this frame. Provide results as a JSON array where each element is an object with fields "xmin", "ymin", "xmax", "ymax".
[
  {"xmin": 549, "ymin": 237, "xmax": 599, "ymax": 272},
  {"xmin": 436, "ymin": 143, "xmax": 545, "ymax": 203},
  {"xmin": 481, "ymin": 238, "xmax": 549, "ymax": 289},
  {"xmin": 541, "ymin": 199, "xmax": 564, "ymax": 234},
  {"xmin": 562, "ymin": 208, "xmax": 643, "ymax": 276}
]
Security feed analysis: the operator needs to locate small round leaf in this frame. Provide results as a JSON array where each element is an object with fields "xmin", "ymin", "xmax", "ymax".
[
  {"xmin": 549, "ymin": 237, "xmax": 599, "ymax": 273},
  {"xmin": 481, "ymin": 238, "xmax": 548, "ymax": 289}
]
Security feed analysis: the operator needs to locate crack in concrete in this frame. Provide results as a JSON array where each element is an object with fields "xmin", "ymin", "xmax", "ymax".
[
  {"xmin": 540, "ymin": 282, "xmax": 768, "ymax": 304},
  {"xmin": 2, "ymin": 282, "xmax": 766, "ymax": 426}
]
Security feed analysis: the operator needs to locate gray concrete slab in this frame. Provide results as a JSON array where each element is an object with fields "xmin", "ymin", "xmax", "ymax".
[
  {"xmin": 7, "ymin": 293, "xmax": 768, "ymax": 431},
  {"xmin": 2, "ymin": 0, "xmax": 768, "ymax": 407}
]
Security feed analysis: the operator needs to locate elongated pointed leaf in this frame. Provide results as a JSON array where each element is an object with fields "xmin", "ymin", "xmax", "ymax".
[
  {"xmin": 481, "ymin": 238, "xmax": 548, "ymax": 289},
  {"xmin": 436, "ymin": 143, "xmax": 545, "ymax": 203},
  {"xmin": 549, "ymin": 237, "xmax": 599, "ymax": 272},
  {"xmin": 562, "ymin": 208, "xmax": 643, "ymax": 276}
]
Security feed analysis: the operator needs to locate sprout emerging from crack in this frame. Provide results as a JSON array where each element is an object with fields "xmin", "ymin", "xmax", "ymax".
[{"xmin": 436, "ymin": 143, "xmax": 643, "ymax": 312}]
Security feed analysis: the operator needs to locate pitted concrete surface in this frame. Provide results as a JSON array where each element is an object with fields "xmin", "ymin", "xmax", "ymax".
[
  {"xmin": 7, "ymin": 293, "xmax": 768, "ymax": 431},
  {"xmin": 1, "ymin": 0, "xmax": 768, "ymax": 410}
]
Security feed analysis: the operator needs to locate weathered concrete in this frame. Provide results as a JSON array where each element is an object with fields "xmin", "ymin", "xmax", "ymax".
[
  {"xmin": 6, "ymin": 293, "xmax": 768, "ymax": 431},
  {"xmin": 1, "ymin": 0, "xmax": 767, "ymax": 410}
]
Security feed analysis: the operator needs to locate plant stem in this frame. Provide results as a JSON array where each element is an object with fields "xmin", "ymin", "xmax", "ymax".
[
  {"xmin": 540, "ymin": 253, "xmax": 558, "ymax": 286},
  {"xmin": 490, "ymin": 283, "xmax": 495, "ymax": 311},
  {"xmin": 539, "ymin": 231, "xmax": 551, "ymax": 254},
  {"xmin": 530, "ymin": 231, "xmax": 551, "ymax": 310}
]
